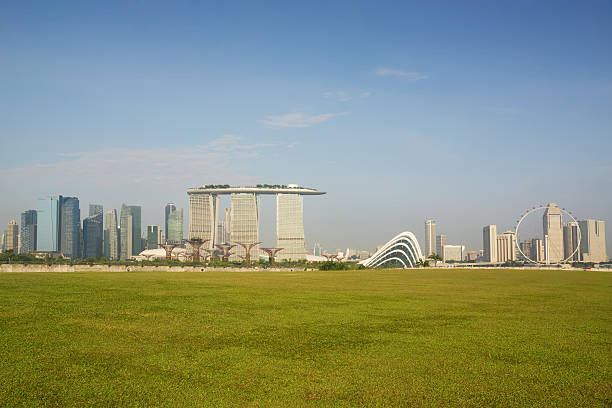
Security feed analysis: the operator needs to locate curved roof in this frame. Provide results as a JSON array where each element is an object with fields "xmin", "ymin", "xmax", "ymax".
[
  {"xmin": 187, "ymin": 186, "xmax": 325, "ymax": 195},
  {"xmin": 359, "ymin": 231, "xmax": 423, "ymax": 269}
]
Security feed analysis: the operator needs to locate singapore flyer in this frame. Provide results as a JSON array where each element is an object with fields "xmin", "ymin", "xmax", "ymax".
[{"xmin": 514, "ymin": 203, "xmax": 581, "ymax": 264}]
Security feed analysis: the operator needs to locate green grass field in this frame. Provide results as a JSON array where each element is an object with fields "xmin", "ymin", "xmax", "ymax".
[{"xmin": 0, "ymin": 269, "xmax": 610, "ymax": 407}]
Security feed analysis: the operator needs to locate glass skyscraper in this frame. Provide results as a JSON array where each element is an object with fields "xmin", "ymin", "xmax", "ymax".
[
  {"xmin": 60, "ymin": 196, "xmax": 81, "ymax": 259},
  {"xmin": 20, "ymin": 210, "xmax": 37, "ymax": 254},
  {"xmin": 165, "ymin": 203, "xmax": 176, "ymax": 242},
  {"xmin": 104, "ymin": 209, "xmax": 120, "ymax": 259},
  {"xmin": 120, "ymin": 204, "xmax": 142, "ymax": 259},
  {"xmin": 167, "ymin": 208, "xmax": 183, "ymax": 244},
  {"xmin": 37, "ymin": 196, "xmax": 61, "ymax": 252},
  {"xmin": 89, "ymin": 204, "xmax": 103, "ymax": 217},
  {"xmin": 83, "ymin": 212, "xmax": 103, "ymax": 258}
]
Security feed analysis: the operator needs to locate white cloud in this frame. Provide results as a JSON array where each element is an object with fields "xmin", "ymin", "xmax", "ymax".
[
  {"xmin": 375, "ymin": 68, "xmax": 428, "ymax": 81},
  {"xmin": 257, "ymin": 112, "xmax": 347, "ymax": 129},
  {"xmin": 0, "ymin": 135, "xmax": 275, "ymax": 199},
  {"xmin": 360, "ymin": 91, "xmax": 372, "ymax": 99}
]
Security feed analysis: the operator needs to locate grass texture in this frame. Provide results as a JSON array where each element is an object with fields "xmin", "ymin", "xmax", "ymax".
[{"xmin": 0, "ymin": 269, "xmax": 610, "ymax": 407}]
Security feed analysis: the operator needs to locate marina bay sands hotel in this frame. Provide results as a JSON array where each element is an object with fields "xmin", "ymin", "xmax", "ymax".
[{"xmin": 187, "ymin": 184, "xmax": 325, "ymax": 261}]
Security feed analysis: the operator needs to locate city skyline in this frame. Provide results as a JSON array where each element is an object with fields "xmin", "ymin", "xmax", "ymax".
[{"xmin": 0, "ymin": 2, "xmax": 611, "ymax": 254}]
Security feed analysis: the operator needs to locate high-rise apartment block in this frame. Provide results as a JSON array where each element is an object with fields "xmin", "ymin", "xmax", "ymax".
[
  {"xmin": 104, "ymin": 209, "xmax": 120, "ymax": 259},
  {"xmin": 579, "ymin": 220, "xmax": 607, "ymax": 262},
  {"xmin": 425, "ymin": 220, "xmax": 436, "ymax": 257},
  {"xmin": 543, "ymin": 203, "xmax": 564, "ymax": 263},
  {"xmin": 5, "ymin": 220, "xmax": 19, "ymax": 252},
  {"xmin": 496, "ymin": 230, "xmax": 516, "ymax": 263},
  {"xmin": 20, "ymin": 210, "xmax": 37, "ymax": 254},
  {"xmin": 483, "ymin": 225, "xmax": 497, "ymax": 263}
]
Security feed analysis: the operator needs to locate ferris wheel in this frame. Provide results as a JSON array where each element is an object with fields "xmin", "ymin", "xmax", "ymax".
[{"xmin": 514, "ymin": 204, "xmax": 581, "ymax": 264}]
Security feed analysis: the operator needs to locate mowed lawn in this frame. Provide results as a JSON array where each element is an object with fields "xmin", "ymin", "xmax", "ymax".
[{"xmin": 0, "ymin": 270, "xmax": 610, "ymax": 407}]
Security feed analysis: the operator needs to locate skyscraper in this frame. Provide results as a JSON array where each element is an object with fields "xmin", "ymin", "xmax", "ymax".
[
  {"xmin": 147, "ymin": 226, "xmax": 163, "ymax": 250},
  {"xmin": 578, "ymin": 220, "xmax": 608, "ymax": 262},
  {"xmin": 276, "ymin": 193, "xmax": 306, "ymax": 260},
  {"xmin": 60, "ymin": 196, "xmax": 81, "ymax": 259},
  {"xmin": 483, "ymin": 225, "xmax": 497, "ymax": 262},
  {"xmin": 543, "ymin": 203, "xmax": 564, "ymax": 263},
  {"xmin": 425, "ymin": 220, "xmax": 436, "ymax": 257},
  {"xmin": 167, "ymin": 208, "xmax": 184, "ymax": 244},
  {"xmin": 83, "ymin": 212, "xmax": 103, "ymax": 258},
  {"xmin": 563, "ymin": 222, "xmax": 580, "ymax": 261},
  {"xmin": 89, "ymin": 204, "xmax": 103, "ymax": 217},
  {"xmin": 104, "ymin": 209, "xmax": 120, "ymax": 259},
  {"xmin": 165, "ymin": 203, "xmax": 176, "ymax": 242},
  {"xmin": 120, "ymin": 204, "xmax": 142, "ymax": 259},
  {"xmin": 222, "ymin": 207, "xmax": 231, "ymax": 243},
  {"xmin": 230, "ymin": 193, "xmax": 259, "ymax": 261},
  {"xmin": 496, "ymin": 231, "xmax": 516, "ymax": 263},
  {"xmin": 436, "ymin": 234, "xmax": 446, "ymax": 256},
  {"xmin": 37, "ymin": 196, "xmax": 61, "ymax": 252},
  {"xmin": 20, "ymin": 210, "xmax": 37, "ymax": 254},
  {"xmin": 5, "ymin": 220, "xmax": 19, "ymax": 253},
  {"xmin": 188, "ymin": 193, "xmax": 218, "ymax": 249},
  {"xmin": 531, "ymin": 238, "xmax": 544, "ymax": 262}
]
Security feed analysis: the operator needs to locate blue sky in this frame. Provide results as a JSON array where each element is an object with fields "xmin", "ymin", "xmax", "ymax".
[{"xmin": 1, "ymin": 0, "xmax": 611, "ymax": 254}]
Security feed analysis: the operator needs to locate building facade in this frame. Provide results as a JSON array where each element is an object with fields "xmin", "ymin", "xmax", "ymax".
[
  {"xmin": 483, "ymin": 225, "xmax": 497, "ymax": 263},
  {"xmin": 230, "ymin": 193, "xmax": 259, "ymax": 261},
  {"xmin": 436, "ymin": 234, "xmax": 447, "ymax": 257},
  {"xmin": 37, "ymin": 196, "xmax": 61, "ymax": 252},
  {"xmin": 20, "ymin": 210, "xmax": 37, "ymax": 254},
  {"xmin": 496, "ymin": 230, "xmax": 516, "ymax": 263},
  {"xmin": 543, "ymin": 203, "xmax": 564, "ymax": 263},
  {"xmin": 165, "ymin": 203, "xmax": 176, "ymax": 242},
  {"xmin": 147, "ymin": 226, "xmax": 163, "ymax": 250},
  {"xmin": 89, "ymin": 204, "xmax": 103, "ymax": 217},
  {"xmin": 276, "ymin": 194, "xmax": 306, "ymax": 260},
  {"xmin": 563, "ymin": 222, "xmax": 580, "ymax": 261},
  {"xmin": 167, "ymin": 208, "xmax": 183, "ymax": 244},
  {"xmin": 188, "ymin": 193, "xmax": 218, "ymax": 249},
  {"xmin": 83, "ymin": 212, "xmax": 103, "ymax": 258},
  {"xmin": 59, "ymin": 196, "xmax": 80, "ymax": 259},
  {"xmin": 442, "ymin": 244, "xmax": 463, "ymax": 262},
  {"xmin": 104, "ymin": 209, "xmax": 120, "ymax": 259},
  {"xmin": 425, "ymin": 220, "xmax": 436, "ymax": 257},
  {"xmin": 120, "ymin": 204, "xmax": 142, "ymax": 260},
  {"xmin": 579, "ymin": 219, "xmax": 607, "ymax": 262},
  {"xmin": 5, "ymin": 220, "xmax": 19, "ymax": 252}
]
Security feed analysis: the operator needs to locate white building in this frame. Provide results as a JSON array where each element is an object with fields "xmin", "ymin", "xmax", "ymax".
[
  {"xmin": 442, "ymin": 244, "xmax": 463, "ymax": 262},
  {"xmin": 425, "ymin": 220, "xmax": 436, "ymax": 257},
  {"xmin": 543, "ymin": 203, "xmax": 564, "ymax": 263},
  {"xmin": 496, "ymin": 231, "xmax": 516, "ymax": 263},
  {"xmin": 579, "ymin": 219, "xmax": 608, "ymax": 262},
  {"xmin": 483, "ymin": 225, "xmax": 497, "ymax": 263}
]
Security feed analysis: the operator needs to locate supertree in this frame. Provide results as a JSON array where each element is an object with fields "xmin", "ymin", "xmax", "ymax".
[
  {"xmin": 215, "ymin": 243, "xmax": 237, "ymax": 262},
  {"xmin": 182, "ymin": 238, "xmax": 209, "ymax": 262},
  {"xmin": 260, "ymin": 248, "xmax": 283, "ymax": 264},
  {"xmin": 158, "ymin": 242, "xmax": 180, "ymax": 260},
  {"xmin": 322, "ymin": 254, "xmax": 338, "ymax": 261},
  {"xmin": 233, "ymin": 241, "xmax": 262, "ymax": 263}
]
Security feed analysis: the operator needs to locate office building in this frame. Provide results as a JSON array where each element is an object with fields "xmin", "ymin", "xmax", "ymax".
[
  {"xmin": 436, "ymin": 234, "xmax": 447, "ymax": 256},
  {"xmin": 313, "ymin": 243, "xmax": 322, "ymax": 257},
  {"xmin": 464, "ymin": 250, "xmax": 478, "ymax": 262},
  {"xmin": 120, "ymin": 204, "xmax": 142, "ymax": 260},
  {"xmin": 188, "ymin": 193, "xmax": 219, "ymax": 249},
  {"xmin": 519, "ymin": 240, "xmax": 532, "ymax": 261},
  {"xmin": 37, "ymin": 196, "xmax": 61, "ymax": 252},
  {"xmin": 276, "ymin": 193, "xmax": 306, "ymax": 260},
  {"xmin": 20, "ymin": 210, "xmax": 37, "ymax": 254},
  {"xmin": 147, "ymin": 225, "xmax": 163, "ymax": 250},
  {"xmin": 89, "ymin": 204, "xmax": 103, "ymax": 217},
  {"xmin": 543, "ymin": 203, "xmax": 564, "ymax": 263},
  {"xmin": 104, "ymin": 209, "xmax": 120, "ymax": 259},
  {"xmin": 563, "ymin": 222, "xmax": 580, "ymax": 261},
  {"xmin": 496, "ymin": 230, "xmax": 516, "ymax": 263},
  {"xmin": 83, "ymin": 212, "xmax": 103, "ymax": 258},
  {"xmin": 483, "ymin": 225, "xmax": 497, "ymax": 262},
  {"xmin": 5, "ymin": 220, "xmax": 19, "ymax": 252},
  {"xmin": 425, "ymin": 220, "xmax": 436, "ymax": 257},
  {"xmin": 60, "ymin": 196, "xmax": 81, "ymax": 259},
  {"xmin": 579, "ymin": 220, "xmax": 608, "ymax": 262},
  {"xmin": 167, "ymin": 208, "xmax": 183, "ymax": 244},
  {"xmin": 442, "ymin": 244, "xmax": 463, "ymax": 262},
  {"xmin": 165, "ymin": 203, "xmax": 176, "ymax": 242}
]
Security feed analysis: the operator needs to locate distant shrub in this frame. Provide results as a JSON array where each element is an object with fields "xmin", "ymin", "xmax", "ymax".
[{"xmin": 319, "ymin": 261, "xmax": 347, "ymax": 271}]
